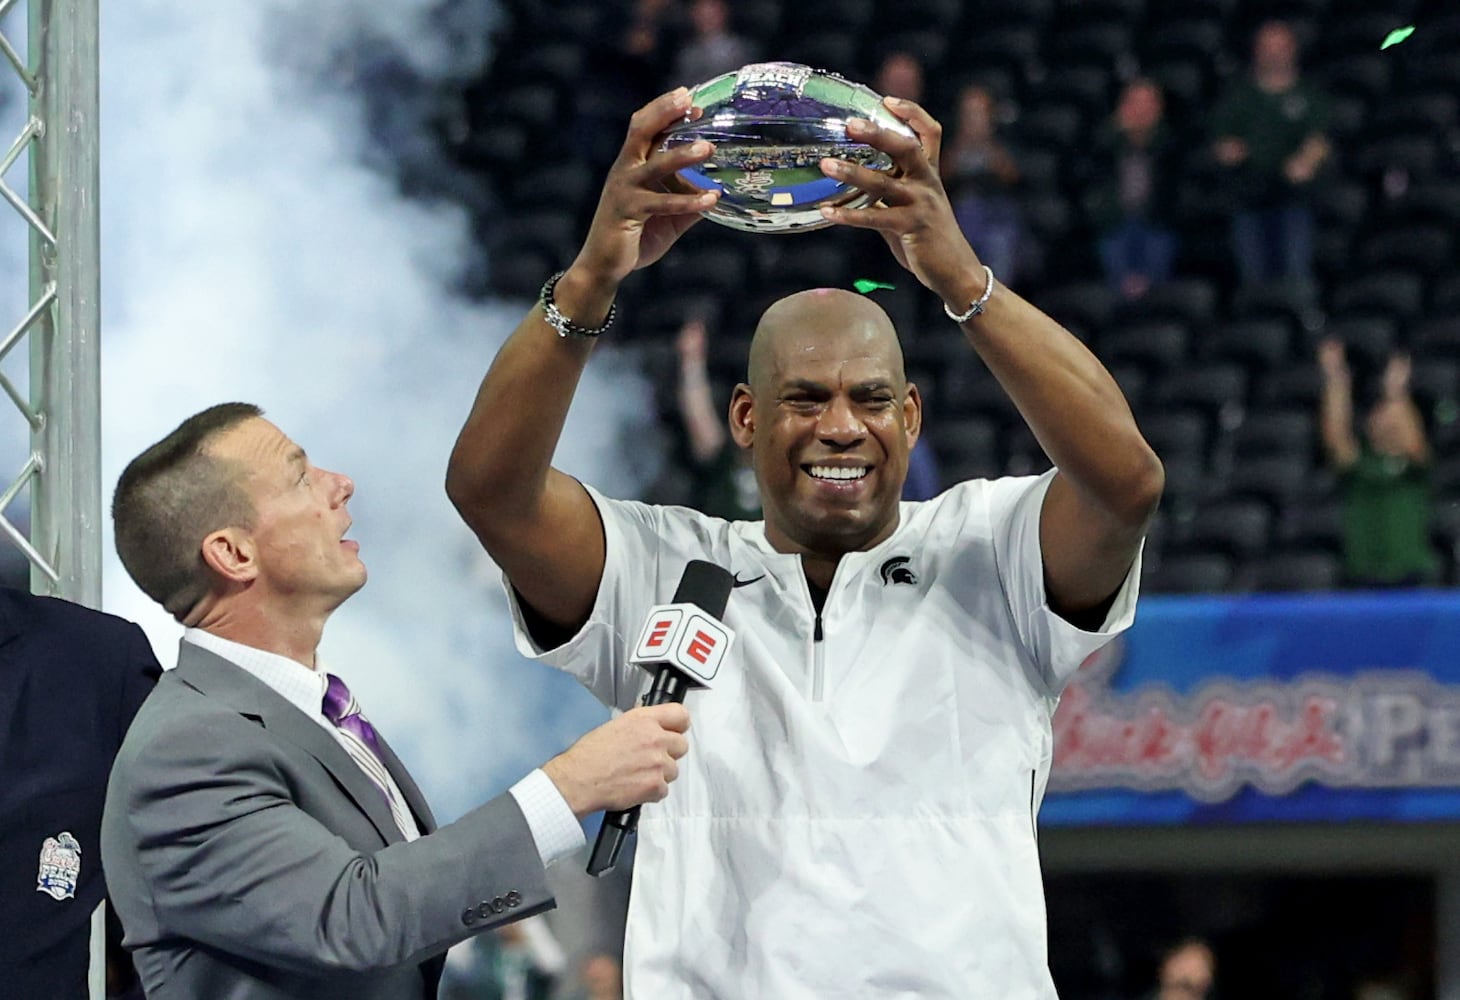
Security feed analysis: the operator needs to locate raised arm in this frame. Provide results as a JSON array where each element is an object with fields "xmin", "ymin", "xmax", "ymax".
[
  {"xmin": 675, "ymin": 317, "xmax": 729, "ymax": 464},
  {"xmin": 1318, "ymin": 338, "xmax": 1359, "ymax": 469},
  {"xmin": 820, "ymin": 98, "xmax": 1163, "ymax": 625},
  {"xmin": 446, "ymin": 89, "xmax": 718, "ymax": 630},
  {"xmin": 1379, "ymin": 352, "xmax": 1429, "ymax": 464}
]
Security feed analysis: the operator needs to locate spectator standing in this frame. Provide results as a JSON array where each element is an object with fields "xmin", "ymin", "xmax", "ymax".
[
  {"xmin": 1318, "ymin": 340, "xmax": 1440, "ymax": 587},
  {"xmin": 1211, "ymin": 20, "xmax": 1330, "ymax": 286},
  {"xmin": 1086, "ymin": 79, "xmax": 1182, "ymax": 300},
  {"xmin": 873, "ymin": 50, "xmax": 926, "ymax": 106},
  {"xmin": 1139, "ymin": 937, "xmax": 1216, "ymax": 1000},
  {"xmin": 674, "ymin": 317, "xmax": 761, "ymax": 520},
  {"xmin": 670, "ymin": 0, "xmax": 755, "ymax": 88},
  {"xmin": 441, "ymin": 916, "xmax": 563, "ymax": 1000},
  {"xmin": 942, "ymin": 83, "xmax": 1024, "ymax": 283},
  {"xmin": 565, "ymin": 953, "xmax": 624, "ymax": 1000}
]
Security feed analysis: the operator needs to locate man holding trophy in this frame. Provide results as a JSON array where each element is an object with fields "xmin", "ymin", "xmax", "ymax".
[{"xmin": 448, "ymin": 66, "xmax": 1163, "ymax": 998}]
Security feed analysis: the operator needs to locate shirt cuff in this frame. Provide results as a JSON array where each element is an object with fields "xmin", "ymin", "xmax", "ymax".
[{"xmin": 509, "ymin": 768, "xmax": 586, "ymax": 866}]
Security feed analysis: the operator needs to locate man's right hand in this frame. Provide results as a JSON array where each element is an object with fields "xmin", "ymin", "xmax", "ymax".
[
  {"xmin": 542, "ymin": 703, "xmax": 692, "ymax": 819},
  {"xmin": 567, "ymin": 88, "xmax": 720, "ymax": 291}
]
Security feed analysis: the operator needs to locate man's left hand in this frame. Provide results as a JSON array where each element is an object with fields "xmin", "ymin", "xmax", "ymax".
[{"xmin": 817, "ymin": 98, "xmax": 985, "ymax": 309}]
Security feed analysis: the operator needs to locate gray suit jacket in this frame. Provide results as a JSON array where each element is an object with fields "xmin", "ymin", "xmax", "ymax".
[{"xmin": 101, "ymin": 642, "xmax": 554, "ymax": 999}]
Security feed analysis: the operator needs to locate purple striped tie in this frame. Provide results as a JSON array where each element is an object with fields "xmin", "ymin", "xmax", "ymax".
[{"xmin": 322, "ymin": 673, "xmax": 412, "ymax": 837}]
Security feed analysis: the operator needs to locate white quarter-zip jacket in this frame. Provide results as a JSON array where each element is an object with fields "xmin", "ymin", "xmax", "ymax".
[{"xmin": 508, "ymin": 470, "xmax": 1142, "ymax": 999}]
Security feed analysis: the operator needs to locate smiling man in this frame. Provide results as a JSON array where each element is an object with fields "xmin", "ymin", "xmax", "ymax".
[
  {"xmin": 448, "ymin": 90, "xmax": 1163, "ymax": 998},
  {"xmin": 102, "ymin": 404, "xmax": 694, "ymax": 1000}
]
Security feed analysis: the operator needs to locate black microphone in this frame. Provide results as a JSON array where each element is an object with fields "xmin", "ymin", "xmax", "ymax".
[{"xmin": 587, "ymin": 560, "xmax": 735, "ymax": 877}]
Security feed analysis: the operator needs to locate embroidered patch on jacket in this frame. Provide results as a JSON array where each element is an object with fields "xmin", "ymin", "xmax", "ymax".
[
  {"xmin": 37, "ymin": 832, "xmax": 81, "ymax": 901},
  {"xmin": 878, "ymin": 556, "xmax": 918, "ymax": 586}
]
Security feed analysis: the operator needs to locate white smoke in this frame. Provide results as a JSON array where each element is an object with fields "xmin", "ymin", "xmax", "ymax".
[{"xmin": 95, "ymin": 1, "xmax": 658, "ymax": 821}]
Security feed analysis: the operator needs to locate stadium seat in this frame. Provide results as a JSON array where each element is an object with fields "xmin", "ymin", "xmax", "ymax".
[
  {"xmin": 1039, "ymin": 281, "xmax": 1120, "ymax": 337},
  {"xmin": 1033, "ymin": 64, "xmax": 1113, "ymax": 118},
  {"xmin": 1146, "ymin": 55, "xmax": 1214, "ymax": 115},
  {"xmin": 1018, "ymin": 102, "xmax": 1089, "ymax": 151},
  {"xmin": 1320, "ymin": 316, "xmax": 1400, "ymax": 372},
  {"xmin": 509, "ymin": 161, "xmax": 595, "ymax": 209},
  {"xmin": 1049, "ymin": 22, "xmax": 1136, "ymax": 69},
  {"xmin": 1157, "ymin": 453, "xmax": 1210, "ymax": 509},
  {"xmin": 1352, "ymin": 132, "xmax": 1440, "ymax": 182},
  {"xmin": 1279, "ymin": 497, "xmax": 1345, "ymax": 551},
  {"xmin": 1181, "ymin": 498, "xmax": 1275, "ymax": 559},
  {"xmin": 1435, "ymin": 276, "xmax": 1460, "ymax": 313},
  {"xmin": 487, "ymin": 209, "xmax": 580, "ymax": 269},
  {"xmin": 1233, "ymin": 409, "xmax": 1316, "ymax": 460},
  {"xmin": 784, "ymin": 0, "xmax": 876, "ymax": 30},
  {"xmin": 1413, "ymin": 316, "xmax": 1460, "ymax": 363},
  {"xmin": 887, "ymin": 0, "xmax": 964, "ymax": 27},
  {"xmin": 1100, "ymin": 321, "xmax": 1190, "ymax": 374},
  {"xmin": 1319, "ymin": 52, "xmax": 1393, "ymax": 105},
  {"xmin": 1139, "ymin": 410, "xmax": 1209, "ymax": 465},
  {"xmin": 1313, "ymin": 178, "xmax": 1370, "ymax": 232},
  {"xmin": 1145, "ymin": 18, "xmax": 1227, "ymax": 62},
  {"xmin": 939, "ymin": 360, "xmax": 1021, "ymax": 421},
  {"xmin": 1232, "ymin": 278, "xmax": 1323, "ymax": 334},
  {"xmin": 789, "ymin": 33, "xmax": 864, "ymax": 76},
  {"xmin": 656, "ymin": 243, "xmax": 752, "ymax": 300},
  {"xmin": 1381, "ymin": 181, "xmax": 1460, "ymax": 229},
  {"xmin": 1354, "ymin": 225, "xmax": 1455, "ymax": 279},
  {"xmin": 1409, "ymin": 359, "xmax": 1460, "ymax": 419},
  {"xmin": 1149, "ymin": 364, "xmax": 1248, "ymax": 426},
  {"xmin": 1114, "ymin": 278, "xmax": 1218, "ymax": 332},
  {"xmin": 732, "ymin": 0, "xmax": 782, "ymax": 40},
  {"xmin": 1225, "ymin": 455, "xmax": 1314, "ymax": 508},
  {"xmin": 932, "ymin": 420, "xmax": 1005, "ymax": 483},
  {"xmin": 1201, "ymin": 318, "xmax": 1296, "ymax": 372},
  {"xmin": 1255, "ymin": 362, "xmax": 1324, "ymax": 412},
  {"xmin": 1249, "ymin": 549, "xmax": 1344, "ymax": 592},
  {"xmin": 1329, "ymin": 270, "xmax": 1423, "ymax": 322},
  {"xmin": 1144, "ymin": 552, "xmax": 1235, "ymax": 594}
]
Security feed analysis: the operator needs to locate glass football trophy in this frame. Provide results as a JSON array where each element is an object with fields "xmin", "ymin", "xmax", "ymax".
[{"xmin": 659, "ymin": 61, "xmax": 916, "ymax": 234}]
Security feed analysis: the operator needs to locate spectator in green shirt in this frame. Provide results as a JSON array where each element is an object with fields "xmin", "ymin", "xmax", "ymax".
[
  {"xmin": 1319, "ymin": 339, "xmax": 1440, "ymax": 587},
  {"xmin": 1211, "ymin": 21, "xmax": 1330, "ymax": 286}
]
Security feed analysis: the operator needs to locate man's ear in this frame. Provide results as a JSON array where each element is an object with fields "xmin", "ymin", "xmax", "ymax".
[
  {"xmin": 200, "ymin": 527, "xmax": 259, "ymax": 584},
  {"xmin": 728, "ymin": 383, "xmax": 755, "ymax": 449},
  {"xmin": 904, "ymin": 381, "xmax": 923, "ymax": 447}
]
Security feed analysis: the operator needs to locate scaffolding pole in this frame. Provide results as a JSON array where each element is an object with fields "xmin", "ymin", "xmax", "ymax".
[{"xmin": 26, "ymin": 0, "xmax": 100, "ymax": 606}]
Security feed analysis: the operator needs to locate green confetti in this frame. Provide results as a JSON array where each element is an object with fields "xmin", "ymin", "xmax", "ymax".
[
  {"xmin": 853, "ymin": 279, "xmax": 895, "ymax": 294},
  {"xmin": 1380, "ymin": 25, "xmax": 1416, "ymax": 49}
]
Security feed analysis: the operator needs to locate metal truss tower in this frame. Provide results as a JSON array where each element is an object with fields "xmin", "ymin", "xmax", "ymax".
[{"xmin": 0, "ymin": 0, "xmax": 101, "ymax": 607}]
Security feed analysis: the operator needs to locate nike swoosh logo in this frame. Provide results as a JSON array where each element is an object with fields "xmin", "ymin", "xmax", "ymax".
[{"xmin": 732, "ymin": 574, "xmax": 765, "ymax": 587}]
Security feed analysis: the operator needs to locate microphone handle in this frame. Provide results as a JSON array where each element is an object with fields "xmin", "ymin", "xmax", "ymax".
[{"xmin": 586, "ymin": 667, "xmax": 693, "ymax": 877}]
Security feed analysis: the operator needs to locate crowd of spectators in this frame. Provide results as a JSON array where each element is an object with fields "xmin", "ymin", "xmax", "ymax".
[{"xmin": 466, "ymin": 0, "xmax": 1460, "ymax": 592}]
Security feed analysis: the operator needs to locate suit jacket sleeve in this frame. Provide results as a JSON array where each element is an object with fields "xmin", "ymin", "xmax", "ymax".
[{"xmin": 108, "ymin": 709, "xmax": 554, "ymax": 976}]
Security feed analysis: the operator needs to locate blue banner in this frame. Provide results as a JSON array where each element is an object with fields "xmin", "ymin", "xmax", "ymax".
[{"xmin": 1041, "ymin": 590, "xmax": 1460, "ymax": 826}]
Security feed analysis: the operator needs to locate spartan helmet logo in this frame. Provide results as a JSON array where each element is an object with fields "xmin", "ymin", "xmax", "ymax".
[{"xmin": 878, "ymin": 556, "xmax": 917, "ymax": 586}]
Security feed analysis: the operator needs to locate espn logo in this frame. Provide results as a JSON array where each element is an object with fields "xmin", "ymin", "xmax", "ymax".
[{"xmin": 630, "ymin": 603, "xmax": 735, "ymax": 686}]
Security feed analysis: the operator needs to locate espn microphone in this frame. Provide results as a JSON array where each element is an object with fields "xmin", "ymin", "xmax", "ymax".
[{"xmin": 587, "ymin": 559, "xmax": 735, "ymax": 877}]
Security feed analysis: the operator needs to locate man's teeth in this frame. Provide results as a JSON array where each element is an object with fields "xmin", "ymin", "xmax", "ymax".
[{"xmin": 808, "ymin": 465, "xmax": 868, "ymax": 481}]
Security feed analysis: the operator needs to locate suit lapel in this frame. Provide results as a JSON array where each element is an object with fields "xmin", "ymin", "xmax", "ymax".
[{"xmin": 172, "ymin": 643, "xmax": 406, "ymax": 846}]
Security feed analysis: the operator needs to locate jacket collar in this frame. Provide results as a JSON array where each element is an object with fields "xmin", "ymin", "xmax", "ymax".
[{"xmin": 172, "ymin": 641, "xmax": 420, "ymax": 844}]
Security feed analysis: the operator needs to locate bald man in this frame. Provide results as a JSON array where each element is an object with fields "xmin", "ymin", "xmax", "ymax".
[{"xmin": 448, "ymin": 89, "xmax": 1163, "ymax": 998}]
